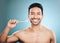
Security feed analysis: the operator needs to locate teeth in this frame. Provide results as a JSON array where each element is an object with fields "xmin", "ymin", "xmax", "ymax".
[{"xmin": 33, "ymin": 20, "xmax": 38, "ymax": 21}]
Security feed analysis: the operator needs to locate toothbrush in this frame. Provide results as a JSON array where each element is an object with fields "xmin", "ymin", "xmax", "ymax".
[{"xmin": 19, "ymin": 20, "xmax": 28, "ymax": 23}]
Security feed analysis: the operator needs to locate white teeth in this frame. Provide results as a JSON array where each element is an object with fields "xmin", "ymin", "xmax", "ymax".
[{"xmin": 33, "ymin": 20, "xmax": 38, "ymax": 21}]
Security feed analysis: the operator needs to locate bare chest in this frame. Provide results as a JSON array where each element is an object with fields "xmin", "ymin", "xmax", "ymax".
[{"xmin": 19, "ymin": 32, "xmax": 51, "ymax": 43}]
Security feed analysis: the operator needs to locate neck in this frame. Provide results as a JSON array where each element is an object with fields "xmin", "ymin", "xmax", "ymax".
[
  {"xmin": 32, "ymin": 24, "xmax": 40, "ymax": 28},
  {"xmin": 30, "ymin": 24, "xmax": 41, "ymax": 31}
]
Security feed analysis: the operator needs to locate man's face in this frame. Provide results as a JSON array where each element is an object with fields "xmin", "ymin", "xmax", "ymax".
[{"xmin": 28, "ymin": 7, "xmax": 43, "ymax": 26}]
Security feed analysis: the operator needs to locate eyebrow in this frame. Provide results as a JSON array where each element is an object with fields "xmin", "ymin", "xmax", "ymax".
[{"xmin": 30, "ymin": 12, "xmax": 41, "ymax": 13}]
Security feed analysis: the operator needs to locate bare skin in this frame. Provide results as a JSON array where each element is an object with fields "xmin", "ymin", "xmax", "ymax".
[
  {"xmin": 13, "ymin": 25, "xmax": 55, "ymax": 43},
  {"xmin": 0, "ymin": 7, "xmax": 56, "ymax": 43},
  {"xmin": 0, "ymin": 34, "xmax": 12, "ymax": 43},
  {"xmin": 0, "ymin": 34, "xmax": 1, "ymax": 37}
]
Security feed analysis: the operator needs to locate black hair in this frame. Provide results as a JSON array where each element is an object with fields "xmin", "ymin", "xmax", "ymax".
[{"xmin": 28, "ymin": 3, "xmax": 43, "ymax": 14}]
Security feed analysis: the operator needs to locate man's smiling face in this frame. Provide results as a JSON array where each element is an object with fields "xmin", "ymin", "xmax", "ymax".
[{"xmin": 28, "ymin": 7, "xmax": 43, "ymax": 26}]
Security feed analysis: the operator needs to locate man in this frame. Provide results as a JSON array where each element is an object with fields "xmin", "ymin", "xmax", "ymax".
[{"xmin": 0, "ymin": 3, "xmax": 56, "ymax": 43}]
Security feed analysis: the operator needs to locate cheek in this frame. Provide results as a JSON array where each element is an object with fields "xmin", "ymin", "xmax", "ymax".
[{"xmin": 40, "ymin": 16, "xmax": 43, "ymax": 19}]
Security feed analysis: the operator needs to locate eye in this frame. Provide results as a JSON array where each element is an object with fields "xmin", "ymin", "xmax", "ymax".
[
  {"xmin": 37, "ymin": 12, "xmax": 40, "ymax": 15},
  {"xmin": 31, "ymin": 12, "xmax": 34, "ymax": 15}
]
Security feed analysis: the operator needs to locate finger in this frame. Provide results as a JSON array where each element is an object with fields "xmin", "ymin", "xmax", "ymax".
[{"xmin": 14, "ymin": 20, "xmax": 19, "ymax": 24}]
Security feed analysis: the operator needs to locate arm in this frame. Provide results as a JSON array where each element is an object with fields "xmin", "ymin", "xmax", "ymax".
[
  {"xmin": 7, "ymin": 34, "xmax": 19, "ymax": 43},
  {"xmin": 0, "ymin": 33, "xmax": 19, "ymax": 43},
  {"xmin": 0, "ymin": 19, "xmax": 19, "ymax": 43},
  {"xmin": 0, "ymin": 34, "xmax": 1, "ymax": 37},
  {"xmin": 51, "ymin": 31, "xmax": 56, "ymax": 43}
]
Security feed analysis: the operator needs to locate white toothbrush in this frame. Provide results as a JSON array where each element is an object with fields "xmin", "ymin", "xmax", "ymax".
[{"xmin": 19, "ymin": 20, "xmax": 28, "ymax": 23}]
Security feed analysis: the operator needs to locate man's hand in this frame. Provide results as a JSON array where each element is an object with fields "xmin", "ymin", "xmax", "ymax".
[{"xmin": 7, "ymin": 19, "xmax": 18, "ymax": 29}]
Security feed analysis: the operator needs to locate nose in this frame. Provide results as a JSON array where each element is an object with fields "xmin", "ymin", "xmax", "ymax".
[{"xmin": 34, "ymin": 14, "xmax": 38, "ymax": 18}]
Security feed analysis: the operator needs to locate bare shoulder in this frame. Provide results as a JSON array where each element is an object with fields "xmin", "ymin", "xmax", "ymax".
[
  {"xmin": 42, "ymin": 25, "xmax": 56, "ymax": 42},
  {"xmin": 42, "ymin": 25, "xmax": 55, "ymax": 37},
  {"xmin": 12, "ymin": 30, "xmax": 24, "ymax": 36}
]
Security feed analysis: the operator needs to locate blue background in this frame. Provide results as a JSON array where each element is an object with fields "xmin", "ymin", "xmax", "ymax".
[{"xmin": 0, "ymin": 0, "xmax": 60, "ymax": 43}]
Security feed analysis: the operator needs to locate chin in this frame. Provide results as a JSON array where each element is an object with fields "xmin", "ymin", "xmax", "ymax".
[{"xmin": 32, "ymin": 23, "xmax": 40, "ymax": 26}]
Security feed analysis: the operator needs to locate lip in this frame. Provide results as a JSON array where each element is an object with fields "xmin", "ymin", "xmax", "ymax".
[{"xmin": 32, "ymin": 19, "xmax": 38, "ymax": 22}]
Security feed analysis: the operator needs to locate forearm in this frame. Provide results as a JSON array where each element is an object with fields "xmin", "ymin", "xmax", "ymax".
[{"xmin": 0, "ymin": 26, "xmax": 11, "ymax": 43}]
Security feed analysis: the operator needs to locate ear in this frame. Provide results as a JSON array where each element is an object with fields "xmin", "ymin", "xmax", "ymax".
[
  {"xmin": 28, "ymin": 12, "xmax": 30, "ymax": 19},
  {"xmin": 28, "ymin": 14, "xmax": 30, "ymax": 19},
  {"xmin": 42, "ymin": 14, "xmax": 44, "ymax": 19}
]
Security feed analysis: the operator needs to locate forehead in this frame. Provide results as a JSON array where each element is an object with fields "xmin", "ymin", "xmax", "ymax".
[{"xmin": 30, "ymin": 7, "xmax": 41, "ymax": 12}]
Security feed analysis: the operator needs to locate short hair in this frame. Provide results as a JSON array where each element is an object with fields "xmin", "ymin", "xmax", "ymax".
[{"xmin": 28, "ymin": 3, "xmax": 43, "ymax": 14}]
